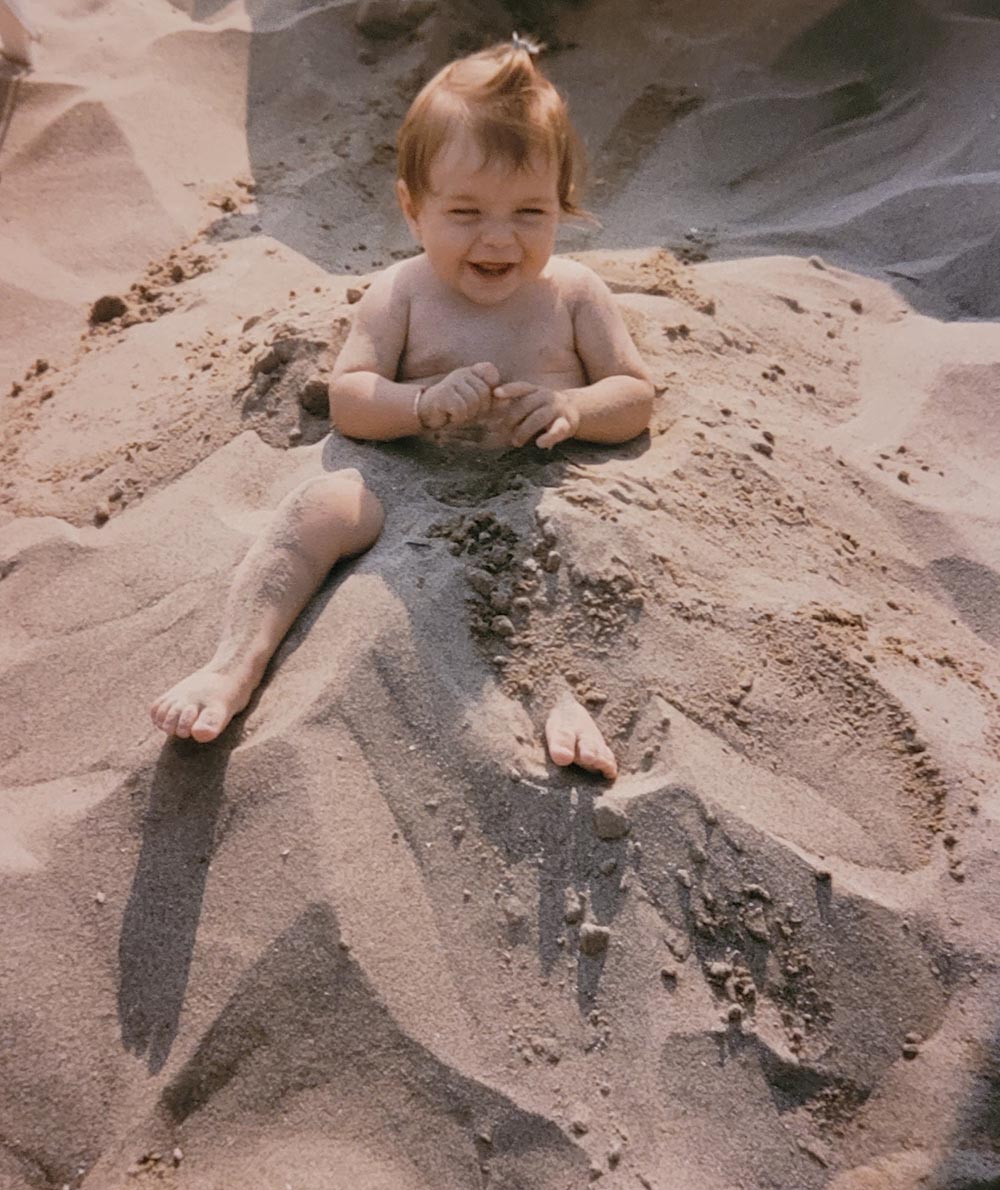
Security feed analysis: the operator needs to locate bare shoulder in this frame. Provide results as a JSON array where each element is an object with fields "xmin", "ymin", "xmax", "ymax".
[
  {"xmin": 356, "ymin": 256, "xmax": 422, "ymax": 311},
  {"xmin": 548, "ymin": 257, "xmax": 651, "ymax": 384},
  {"xmin": 543, "ymin": 255, "xmax": 610, "ymax": 304},
  {"xmin": 333, "ymin": 258, "xmax": 423, "ymax": 379}
]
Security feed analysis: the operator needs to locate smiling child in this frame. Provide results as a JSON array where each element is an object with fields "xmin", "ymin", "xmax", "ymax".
[{"xmin": 151, "ymin": 38, "xmax": 654, "ymax": 778}]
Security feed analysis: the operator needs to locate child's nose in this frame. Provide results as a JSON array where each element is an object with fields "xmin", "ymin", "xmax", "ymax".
[{"xmin": 478, "ymin": 219, "xmax": 515, "ymax": 249}]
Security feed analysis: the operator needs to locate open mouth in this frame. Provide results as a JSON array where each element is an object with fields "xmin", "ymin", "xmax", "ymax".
[{"xmin": 469, "ymin": 262, "xmax": 516, "ymax": 279}]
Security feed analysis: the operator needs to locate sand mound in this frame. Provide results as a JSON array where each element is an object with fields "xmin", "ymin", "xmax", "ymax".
[{"xmin": 2, "ymin": 3, "xmax": 1000, "ymax": 1188}]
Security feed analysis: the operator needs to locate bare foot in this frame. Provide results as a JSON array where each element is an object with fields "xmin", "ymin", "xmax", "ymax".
[
  {"xmin": 150, "ymin": 668, "xmax": 256, "ymax": 743},
  {"xmin": 544, "ymin": 691, "xmax": 618, "ymax": 780}
]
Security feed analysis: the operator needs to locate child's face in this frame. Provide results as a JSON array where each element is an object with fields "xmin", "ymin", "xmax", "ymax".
[{"xmin": 398, "ymin": 129, "xmax": 561, "ymax": 306}]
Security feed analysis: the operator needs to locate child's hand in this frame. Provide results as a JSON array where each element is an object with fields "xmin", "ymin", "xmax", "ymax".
[
  {"xmin": 419, "ymin": 363, "xmax": 500, "ymax": 430},
  {"xmin": 494, "ymin": 382, "xmax": 580, "ymax": 449}
]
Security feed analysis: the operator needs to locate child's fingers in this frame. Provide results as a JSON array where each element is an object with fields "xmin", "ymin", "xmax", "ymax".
[
  {"xmin": 536, "ymin": 416, "xmax": 572, "ymax": 449},
  {"xmin": 503, "ymin": 391, "xmax": 546, "ymax": 438},
  {"xmin": 441, "ymin": 392, "xmax": 469, "ymax": 424},
  {"xmin": 472, "ymin": 362, "xmax": 501, "ymax": 387},
  {"xmin": 450, "ymin": 374, "xmax": 488, "ymax": 415},
  {"xmin": 494, "ymin": 381, "xmax": 537, "ymax": 402},
  {"xmin": 512, "ymin": 406, "xmax": 559, "ymax": 447}
]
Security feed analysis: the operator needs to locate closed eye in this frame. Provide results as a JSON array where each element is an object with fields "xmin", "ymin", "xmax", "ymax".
[
  {"xmin": 518, "ymin": 208, "xmax": 546, "ymax": 215},
  {"xmin": 450, "ymin": 208, "xmax": 479, "ymax": 216}
]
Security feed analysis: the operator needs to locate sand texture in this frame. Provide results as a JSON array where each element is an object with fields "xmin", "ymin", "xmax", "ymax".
[{"xmin": 2, "ymin": 2, "xmax": 1000, "ymax": 1188}]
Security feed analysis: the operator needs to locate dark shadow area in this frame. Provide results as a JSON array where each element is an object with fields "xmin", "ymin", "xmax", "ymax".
[
  {"xmin": 773, "ymin": 0, "xmax": 937, "ymax": 82},
  {"xmin": 947, "ymin": 0, "xmax": 1000, "ymax": 16},
  {"xmin": 164, "ymin": 0, "xmax": 233, "ymax": 19},
  {"xmin": 929, "ymin": 1020, "xmax": 1000, "ymax": 1188},
  {"xmin": 160, "ymin": 901, "xmax": 589, "ymax": 1184},
  {"xmin": 118, "ymin": 736, "xmax": 235, "ymax": 1073},
  {"xmin": 174, "ymin": 0, "xmax": 1000, "ymax": 320},
  {"xmin": 930, "ymin": 555, "xmax": 1000, "ymax": 649}
]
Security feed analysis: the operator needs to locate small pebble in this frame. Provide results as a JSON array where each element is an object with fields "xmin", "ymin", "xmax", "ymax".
[
  {"xmin": 579, "ymin": 923, "xmax": 610, "ymax": 956},
  {"xmin": 95, "ymin": 891, "xmax": 106, "ymax": 905},
  {"xmin": 502, "ymin": 896, "xmax": 528, "ymax": 927},
  {"xmin": 299, "ymin": 377, "xmax": 329, "ymax": 417},
  {"xmin": 569, "ymin": 1104, "xmax": 590, "ymax": 1135},
  {"xmin": 564, "ymin": 889, "xmax": 584, "ymax": 924},
  {"xmin": 592, "ymin": 798, "xmax": 630, "ymax": 840},
  {"xmin": 90, "ymin": 294, "xmax": 127, "ymax": 324}
]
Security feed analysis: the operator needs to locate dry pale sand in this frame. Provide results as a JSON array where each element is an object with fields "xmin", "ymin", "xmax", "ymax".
[{"xmin": 2, "ymin": 2, "xmax": 1000, "ymax": 1189}]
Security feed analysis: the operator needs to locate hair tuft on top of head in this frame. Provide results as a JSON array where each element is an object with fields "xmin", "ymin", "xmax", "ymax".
[
  {"xmin": 510, "ymin": 31, "xmax": 543, "ymax": 57},
  {"xmin": 396, "ymin": 40, "xmax": 588, "ymax": 218}
]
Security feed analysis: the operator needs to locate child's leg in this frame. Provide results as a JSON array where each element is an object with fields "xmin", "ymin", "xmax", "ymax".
[
  {"xmin": 543, "ymin": 678, "xmax": 618, "ymax": 781},
  {"xmin": 150, "ymin": 469, "xmax": 384, "ymax": 743}
]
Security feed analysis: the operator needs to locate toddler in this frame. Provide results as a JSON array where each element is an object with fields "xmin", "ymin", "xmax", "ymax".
[{"xmin": 151, "ymin": 37, "xmax": 654, "ymax": 779}]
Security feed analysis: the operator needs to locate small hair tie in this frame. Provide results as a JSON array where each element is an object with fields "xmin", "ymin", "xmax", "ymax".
[{"xmin": 511, "ymin": 31, "xmax": 542, "ymax": 56}]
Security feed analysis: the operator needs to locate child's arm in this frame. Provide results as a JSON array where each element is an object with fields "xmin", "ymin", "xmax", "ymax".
[
  {"xmin": 497, "ymin": 266, "xmax": 655, "ymax": 448},
  {"xmin": 328, "ymin": 267, "xmax": 422, "ymax": 440}
]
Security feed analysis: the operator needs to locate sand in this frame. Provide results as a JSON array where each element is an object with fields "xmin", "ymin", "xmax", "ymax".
[{"xmin": 2, "ymin": 2, "xmax": 1000, "ymax": 1188}]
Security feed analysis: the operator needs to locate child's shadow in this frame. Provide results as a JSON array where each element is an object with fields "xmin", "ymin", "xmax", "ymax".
[{"xmin": 118, "ymin": 736, "xmax": 235, "ymax": 1074}]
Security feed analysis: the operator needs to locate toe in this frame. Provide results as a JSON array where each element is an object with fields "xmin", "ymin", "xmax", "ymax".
[
  {"xmin": 150, "ymin": 694, "xmax": 170, "ymax": 728},
  {"xmin": 598, "ymin": 745, "xmax": 618, "ymax": 780},
  {"xmin": 577, "ymin": 742, "xmax": 599, "ymax": 769},
  {"xmin": 161, "ymin": 702, "xmax": 183, "ymax": 736},
  {"xmin": 175, "ymin": 703, "xmax": 201, "ymax": 739},
  {"xmin": 576, "ymin": 732, "xmax": 618, "ymax": 780},
  {"xmin": 191, "ymin": 703, "xmax": 227, "ymax": 743},
  {"xmin": 545, "ymin": 725, "xmax": 577, "ymax": 766}
]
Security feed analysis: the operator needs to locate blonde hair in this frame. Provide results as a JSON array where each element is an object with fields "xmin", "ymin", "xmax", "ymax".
[{"xmin": 396, "ymin": 41, "xmax": 587, "ymax": 217}]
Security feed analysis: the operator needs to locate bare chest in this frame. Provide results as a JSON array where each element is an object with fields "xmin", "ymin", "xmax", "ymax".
[{"xmin": 399, "ymin": 289, "xmax": 584, "ymax": 388}]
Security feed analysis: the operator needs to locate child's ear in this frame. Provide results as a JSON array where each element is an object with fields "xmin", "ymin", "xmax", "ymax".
[{"xmin": 396, "ymin": 179, "xmax": 422, "ymax": 243}]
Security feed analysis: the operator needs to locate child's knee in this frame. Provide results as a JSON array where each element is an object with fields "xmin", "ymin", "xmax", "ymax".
[
  {"xmin": 292, "ymin": 473, "xmax": 384, "ymax": 553},
  {"xmin": 332, "ymin": 466, "xmax": 364, "ymax": 486}
]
